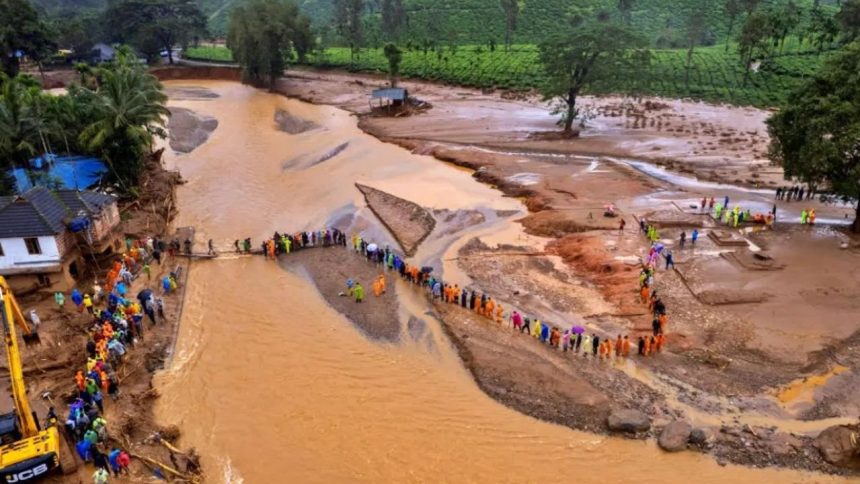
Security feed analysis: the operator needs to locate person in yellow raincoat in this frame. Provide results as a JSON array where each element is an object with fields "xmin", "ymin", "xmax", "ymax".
[
  {"xmin": 532, "ymin": 319, "xmax": 542, "ymax": 339},
  {"xmin": 354, "ymin": 282, "xmax": 364, "ymax": 302},
  {"xmin": 484, "ymin": 298, "xmax": 495, "ymax": 318},
  {"xmin": 495, "ymin": 304, "xmax": 504, "ymax": 324}
]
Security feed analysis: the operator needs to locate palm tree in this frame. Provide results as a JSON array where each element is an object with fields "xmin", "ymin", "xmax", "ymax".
[
  {"xmin": 79, "ymin": 51, "xmax": 169, "ymax": 190},
  {"xmin": 0, "ymin": 76, "xmax": 40, "ymax": 166}
]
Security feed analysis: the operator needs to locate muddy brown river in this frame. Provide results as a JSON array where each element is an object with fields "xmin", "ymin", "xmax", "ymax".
[{"xmin": 153, "ymin": 81, "xmax": 842, "ymax": 483}]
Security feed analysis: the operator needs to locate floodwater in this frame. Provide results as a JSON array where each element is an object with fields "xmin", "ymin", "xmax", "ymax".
[{"xmin": 153, "ymin": 81, "xmax": 844, "ymax": 483}]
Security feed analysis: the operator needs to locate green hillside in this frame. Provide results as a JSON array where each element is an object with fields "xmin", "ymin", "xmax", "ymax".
[
  {"xmin": 186, "ymin": 39, "xmax": 828, "ymax": 107},
  {"xmin": 204, "ymin": 0, "xmax": 840, "ymax": 42},
  {"xmin": 29, "ymin": 0, "xmax": 841, "ymax": 43}
]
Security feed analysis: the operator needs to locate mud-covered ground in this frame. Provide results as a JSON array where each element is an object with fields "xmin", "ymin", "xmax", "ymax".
[
  {"xmin": 281, "ymin": 245, "xmax": 401, "ymax": 342},
  {"xmin": 167, "ymin": 107, "xmax": 218, "ymax": 154},
  {"xmin": 269, "ymin": 68, "xmax": 860, "ymax": 474},
  {"xmin": 356, "ymin": 183, "xmax": 436, "ymax": 256},
  {"xmin": 20, "ymin": 162, "xmax": 200, "ymax": 482}
]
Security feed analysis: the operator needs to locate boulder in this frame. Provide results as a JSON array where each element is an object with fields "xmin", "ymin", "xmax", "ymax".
[
  {"xmin": 659, "ymin": 421, "xmax": 692, "ymax": 452},
  {"xmin": 814, "ymin": 425, "xmax": 860, "ymax": 467},
  {"xmin": 607, "ymin": 409, "xmax": 651, "ymax": 433},
  {"xmin": 690, "ymin": 427, "xmax": 716, "ymax": 446}
]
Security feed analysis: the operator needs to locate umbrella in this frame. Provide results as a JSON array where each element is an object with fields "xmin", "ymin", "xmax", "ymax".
[
  {"xmin": 421, "ymin": 266, "xmax": 434, "ymax": 273},
  {"xmin": 571, "ymin": 326, "xmax": 585, "ymax": 334},
  {"xmin": 367, "ymin": 243, "xmax": 378, "ymax": 252},
  {"xmin": 137, "ymin": 289, "xmax": 153, "ymax": 303}
]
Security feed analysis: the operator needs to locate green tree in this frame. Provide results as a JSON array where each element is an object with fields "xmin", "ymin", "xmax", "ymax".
[
  {"xmin": 334, "ymin": 0, "xmax": 365, "ymax": 62},
  {"xmin": 104, "ymin": 0, "xmax": 207, "ymax": 64},
  {"xmin": 381, "ymin": 0, "xmax": 406, "ymax": 41},
  {"xmin": 681, "ymin": 0, "xmax": 712, "ymax": 87},
  {"xmin": 807, "ymin": 7, "xmax": 839, "ymax": 53},
  {"xmin": 837, "ymin": 0, "xmax": 860, "ymax": 41},
  {"xmin": 52, "ymin": 11, "xmax": 102, "ymax": 62},
  {"xmin": 766, "ymin": 43, "xmax": 860, "ymax": 232},
  {"xmin": 738, "ymin": 10, "xmax": 771, "ymax": 77},
  {"xmin": 78, "ymin": 49, "xmax": 169, "ymax": 189},
  {"xmin": 0, "ymin": 0, "xmax": 55, "ymax": 77},
  {"xmin": 383, "ymin": 42, "xmax": 402, "ymax": 87},
  {"xmin": 741, "ymin": 0, "xmax": 761, "ymax": 16},
  {"xmin": 617, "ymin": 0, "xmax": 635, "ymax": 25},
  {"xmin": 227, "ymin": 0, "xmax": 311, "ymax": 88},
  {"xmin": 0, "ymin": 75, "xmax": 39, "ymax": 166},
  {"xmin": 775, "ymin": 0, "xmax": 803, "ymax": 51},
  {"xmin": 499, "ymin": 0, "xmax": 521, "ymax": 51},
  {"xmin": 724, "ymin": 0, "xmax": 744, "ymax": 50},
  {"xmin": 538, "ymin": 21, "xmax": 647, "ymax": 133}
]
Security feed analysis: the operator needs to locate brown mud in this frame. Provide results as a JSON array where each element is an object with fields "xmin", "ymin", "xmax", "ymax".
[
  {"xmin": 267, "ymin": 68, "xmax": 860, "ymax": 474},
  {"xmin": 167, "ymin": 107, "xmax": 218, "ymax": 154},
  {"xmin": 274, "ymin": 108, "xmax": 320, "ymax": 134},
  {"xmin": 356, "ymin": 183, "xmax": 436, "ymax": 256},
  {"xmin": 281, "ymin": 247, "xmax": 401, "ymax": 342},
  {"xmin": 16, "ymin": 158, "xmax": 201, "ymax": 482},
  {"xmin": 145, "ymin": 75, "xmax": 859, "ymax": 480}
]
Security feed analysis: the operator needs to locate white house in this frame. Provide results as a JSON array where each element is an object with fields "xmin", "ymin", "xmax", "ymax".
[
  {"xmin": 0, "ymin": 187, "xmax": 121, "ymax": 292},
  {"xmin": 90, "ymin": 43, "xmax": 116, "ymax": 63}
]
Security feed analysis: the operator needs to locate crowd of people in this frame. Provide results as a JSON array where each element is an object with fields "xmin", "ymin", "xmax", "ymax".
[
  {"xmin": 776, "ymin": 185, "xmax": 815, "ymax": 202},
  {"xmin": 50, "ymin": 236, "xmax": 178, "ymax": 483},
  {"xmin": 233, "ymin": 228, "xmax": 349, "ymax": 259},
  {"xmin": 322, "ymin": 230, "xmax": 668, "ymax": 362}
]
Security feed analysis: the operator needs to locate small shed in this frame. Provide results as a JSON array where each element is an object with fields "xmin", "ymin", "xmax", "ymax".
[
  {"xmin": 370, "ymin": 87, "xmax": 409, "ymax": 110},
  {"xmin": 91, "ymin": 43, "xmax": 116, "ymax": 63}
]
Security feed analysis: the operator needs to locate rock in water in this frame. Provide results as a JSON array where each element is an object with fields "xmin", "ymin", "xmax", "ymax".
[
  {"xmin": 814, "ymin": 425, "xmax": 860, "ymax": 467},
  {"xmin": 658, "ymin": 421, "xmax": 692, "ymax": 452},
  {"xmin": 607, "ymin": 409, "xmax": 650, "ymax": 433}
]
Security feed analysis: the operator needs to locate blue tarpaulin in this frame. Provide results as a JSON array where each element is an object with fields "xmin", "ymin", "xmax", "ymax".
[{"xmin": 10, "ymin": 155, "xmax": 107, "ymax": 192}]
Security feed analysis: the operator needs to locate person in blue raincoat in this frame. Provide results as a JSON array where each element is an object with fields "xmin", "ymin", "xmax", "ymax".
[{"xmin": 72, "ymin": 289, "xmax": 84, "ymax": 311}]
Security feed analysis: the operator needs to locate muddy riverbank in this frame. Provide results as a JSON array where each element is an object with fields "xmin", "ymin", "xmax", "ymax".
[
  {"xmin": 152, "ymin": 78, "xmax": 858, "ymax": 481},
  {"xmin": 268, "ymin": 68, "xmax": 860, "ymax": 474}
]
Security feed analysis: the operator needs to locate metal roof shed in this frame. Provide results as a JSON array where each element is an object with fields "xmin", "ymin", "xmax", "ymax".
[{"xmin": 370, "ymin": 88, "xmax": 409, "ymax": 110}]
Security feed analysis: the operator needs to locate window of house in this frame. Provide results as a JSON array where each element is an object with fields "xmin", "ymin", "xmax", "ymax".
[
  {"xmin": 0, "ymin": 242, "xmax": 4, "ymax": 256},
  {"xmin": 24, "ymin": 237, "xmax": 42, "ymax": 255},
  {"xmin": 37, "ymin": 274, "xmax": 50, "ymax": 286}
]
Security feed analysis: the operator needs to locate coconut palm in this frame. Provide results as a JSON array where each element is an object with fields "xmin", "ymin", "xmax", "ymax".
[
  {"xmin": 79, "ymin": 50, "xmax": 169, "ymax": 189},
  {"xmin": 0, "ymin": 75, "xmax": 40, "ymax": 166}
]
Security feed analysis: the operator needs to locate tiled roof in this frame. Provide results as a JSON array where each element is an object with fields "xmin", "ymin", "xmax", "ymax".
[
  {"xmin": 0, "ymin": 187, "xmax": 116, "ymax": 238},
  {"xmin": 55, "ymin": 190, "xmax": 116, "ymax": 217}
]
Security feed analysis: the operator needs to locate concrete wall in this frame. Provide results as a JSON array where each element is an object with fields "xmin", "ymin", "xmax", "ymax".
[
  {"xmin": 90, "ymin": 204, "xmax": 120, "ymax": 242},
  {"xmin": 0, "ymin": 236, "xmax": 62, "ymax": 271}
]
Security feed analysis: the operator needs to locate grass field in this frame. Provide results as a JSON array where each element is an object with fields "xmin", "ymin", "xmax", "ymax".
[
  {"xmin": 184, "ymin": 43, "xmax": 829, "ymax": 107},
  {"xmin": 184, "ymin": 46, "xmax": 234, "ymax": 62}
]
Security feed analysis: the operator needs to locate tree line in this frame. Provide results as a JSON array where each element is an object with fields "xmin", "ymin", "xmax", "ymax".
[
  {"xmin": 1, "ymin": 0, "xmax": 209, "ymax": 77},
  {"xmin": 0, "ymin": 48, "xmax": 168, "ymax": 195}
]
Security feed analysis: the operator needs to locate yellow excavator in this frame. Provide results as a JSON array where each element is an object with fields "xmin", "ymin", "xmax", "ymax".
[{"xmin": 0, "ymin": 276, "xmax": 74, "ymax": 482}]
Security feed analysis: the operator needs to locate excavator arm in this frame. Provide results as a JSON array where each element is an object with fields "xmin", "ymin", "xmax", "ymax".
[
  {"xmin": 0, "ymin": 277, "xmax": 64, "ymax": 483},
  {"xmin": 0, "ymin": 279, "xmax": 38, "ymax": 438}
]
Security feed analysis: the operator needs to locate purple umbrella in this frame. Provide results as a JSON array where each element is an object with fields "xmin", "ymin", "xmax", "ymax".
[{"xmin": 571, "ymin": 326, "xmax": 585, "ymax": 334}]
